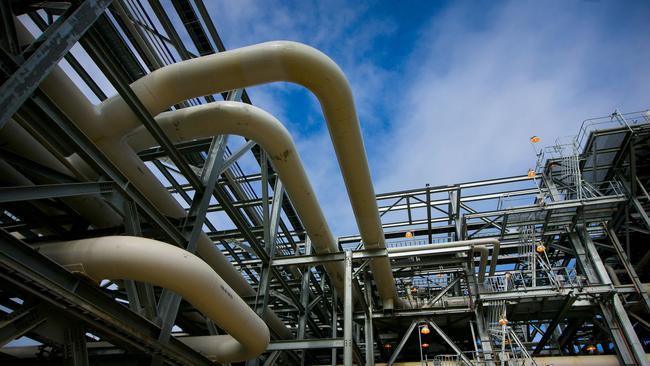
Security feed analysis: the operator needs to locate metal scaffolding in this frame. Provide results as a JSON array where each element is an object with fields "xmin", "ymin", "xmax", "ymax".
[{"xmin": 0, "ymin": 1, "xmax": 649, "ymax": 366}]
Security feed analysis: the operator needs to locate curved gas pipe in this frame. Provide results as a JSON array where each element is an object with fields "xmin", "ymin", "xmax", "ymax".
[
  {"xmin": 126, "ymin": 101, "xmax": 347, "ymax": 294},
  {"xmin": 37, "ymin": 236, "xmax": 269, "ymax": 363},
  {"xmin": 38, "ymin": 41, "xmax": 401, "ymax": 308}
]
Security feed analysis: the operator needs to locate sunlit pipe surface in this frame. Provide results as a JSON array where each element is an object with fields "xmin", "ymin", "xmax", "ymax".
[
  {"xmin": 40, "ymin": 41, "xmax": 399, "ymax": 308},
  {"xmin": 37, "ymin": 57, "xmax": 289, "ymax": 338},
  {"xmin": 388, "ymin": 238, "xmax": 501, "ymax": 279},
  {"xmin": 38, "ymin": 236, "xmax": 269, "ymax": 363},
  {"xmin": 126, "ymin": 101, "xmax": 347, "ymax": 291},
  {"xmin": 100, "ymin": 41, "xmax": 397, "ymax": 307}
]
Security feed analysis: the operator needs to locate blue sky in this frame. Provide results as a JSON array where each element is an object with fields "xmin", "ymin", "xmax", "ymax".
[
  {"xmin": 195, "ymin": 0, "xmax": 650, "ymax": 235},
  {"xmin": 8, "ymin": 0, "xmax": 649, "ymax": 348},
  {"xmin": 19, "ymin": 1, "xmax": 650, "ymax": 237}
]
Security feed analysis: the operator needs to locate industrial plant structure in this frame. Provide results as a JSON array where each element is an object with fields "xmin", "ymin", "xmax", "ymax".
[{"xmin": 0, "ymin": 1, "xmax": 648, "ymax": 365}]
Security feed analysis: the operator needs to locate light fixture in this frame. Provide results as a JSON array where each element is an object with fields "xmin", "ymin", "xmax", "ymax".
[
  {"xmin": 585, "ymin": 344, "xmax": 596, "ymax": 352},
  {"xmin": 420, "ymin": 325, "xmax": 430, "ymax": 335},
  {"xmin": 421, "ymin": 343, "xmax": 429, "ymax": 348},
  {"xmin": 530, "ymin": 136, "xmax": 540, "ymax": 143},
  {"xmin": 405, "ymin": 231, "xmax": 413, "ymax": 238},
  {"xmin": 527, "ymin": 169, "xmax": 536, "ymax": 178},
  {"xmin": 384, "ymin": 343, "xmax": 392, "ymax": 350},
  {"xmin": 410, "ymin": 287, "xmax": 418, "ymax": 294},
  {"xmin": 498, "ymin": 318, "xmax": 508, "ymax": 326},
  {"xmin": 536, "ymin": 244, "xmax": 546, "ymax": 253}
]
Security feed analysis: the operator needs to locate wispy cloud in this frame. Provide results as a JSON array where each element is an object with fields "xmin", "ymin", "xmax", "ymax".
[
  {"xmin": 203, "ymin": 0, "xmax": 400, "ymax": 235},
  {"xmin": 374, "ymin": 1, "xmax": 650, "ymax": 192},
  {"xmin": 202, "ymin": 1, "xmax": 650, "ymax": 236}
]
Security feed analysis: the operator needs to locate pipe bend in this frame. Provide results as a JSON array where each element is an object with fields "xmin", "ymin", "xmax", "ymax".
[
  {"xmin": 100, "ymin": 40, "xmax": 383, "ymax": 252},
  {"xmin": 90, "ymin": 40, "xmax": 396, "ymax": 307},
  {"xmin": 38, "ymin": 236, "xmax": 269, "ymax": 363},
  {"xmin": 98, "ymin": 41, "xmax": 352, "ymax": 140},
  {"xmin": 125, "ymin": 101, "xmax": 347, "ymax": 290},
  {"xmin": 388, "ymin": 238, "xmax": 501, "ymax": 279}
]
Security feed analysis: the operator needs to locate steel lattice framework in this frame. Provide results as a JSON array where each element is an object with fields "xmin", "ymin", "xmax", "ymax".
[{"xmin": 0, "ymin": 1, "xmax": 648, "ymax": 366}]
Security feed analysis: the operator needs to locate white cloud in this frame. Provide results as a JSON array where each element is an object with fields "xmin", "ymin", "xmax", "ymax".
[
  {"xmin": 201, "ymin": 1, "xmax": 650, "ymax": 236},
  {"xmin": 374, "ymin": 1, "xmax": 650, "ymax": 193}
]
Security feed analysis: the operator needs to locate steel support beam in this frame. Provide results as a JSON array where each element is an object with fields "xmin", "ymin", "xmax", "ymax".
[
  {"xmin": 571, "ymin": 228, "xmax": 649, "ymax": 365},
  {"xmin": 152, "ymin": 135, "xmax": 231, "ymax": 366},
  {"xmin": 0, "ymin": 182, "xmax": 113, "ymax": 203},
  {"xmin": 331, "ymin": 286, "xmax": 338, "ymax": 366},
  {"xmin": 364, "ymin": 273, "xmax": 374, "ymax": 366},
  {"xmin": 426, "ymin": 320, "xmax": 473, "ymax": 366},
  {"xmin": 63, "ymin": 323, "xmax": 89, "ymax": 366},
  {"xmin": 262, "ymin": 350, "xmax": 281, "ymax": 366},
  {"xmin": 606, "ymin": 226, "xmax": 650, "ymax": 315},
  {"xmin": 0, "ymin": 229, "xmax": 213, "ymax": 365},
  {"xmin": 387, "ymin": 320, "xmax": 417, "ymax": 366},
  {"xmin": 267, "ymin": 338, "xmax": 345, "ymax": 351},
  {"xmin": 532, "ymin": 293, "xmax": 576, "ymax": 355},
  {"xmin": 0, "ymin": 0, "xmax": 19, "ymax": 55},
  {"xmin": 343, "ymin": 250, "xmax": 353, "ymax": 366},
  {"xmin": 426, "ymin": 276, "xmax": 461, "ymax": 307},
  {"xmin": 122, "ymin": 198, "xmax": 157, "ymax": 321},
  {"xmin": 297, "ymin": 238, "xmax": 312, "ymax": 341},
  {"xmin": 0, "ymin": 0, "xmax": 113, "ymax": 129},
  {"xmin": 0, "ymin": 303, "xmax": 48, "ymax": 347}
]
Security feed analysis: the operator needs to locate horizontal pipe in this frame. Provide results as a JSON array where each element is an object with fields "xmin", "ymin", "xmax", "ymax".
[
  {"xmin": 388, "ymin": 238, "xmax": 501, "ymax": 278},
  {"xmin": 126, "ymin": 101, "xmax": 347, "ymax": 291},
  {"xmin": 0, "ymin": 120, "xmax": 122, "ymax": 228},
  {"xmin": 38, "ymin": 236, "xmax": 269, "ymax": 363}
]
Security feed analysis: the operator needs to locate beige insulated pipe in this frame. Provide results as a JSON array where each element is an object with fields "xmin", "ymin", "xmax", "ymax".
[
  {"xmin": 19, "ymin": 20, "xmax": 277, "ymax": 337},
  {"xmin": 0, "ymin": 120, "xmax": 122, "ymax": 228},
  {"xmin": 89, "ymin": 41, "xmax": 399, "ymax": 308},
  {"xmin": 388, "ymin": 238, "xmax": 501, "ymax": 280},
  {"xmin": 126, "ymin": 101, "xmax": 347, "ymax": 291},
  {"xmin": 33, "ymin": 59, "xmax": 291, "ymax": 338},
  {"xmin": 35, "ymin": 39, "xmax": 399, "ymax": 307},
  {"xmin": 38, "ymin": 236, "xmax": 269, "ymax": 363}
]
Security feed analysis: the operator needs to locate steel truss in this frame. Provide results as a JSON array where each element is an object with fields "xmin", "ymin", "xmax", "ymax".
[{"xmin": 0, "ymin": 1, "xmax": 649, "ymax": 366}]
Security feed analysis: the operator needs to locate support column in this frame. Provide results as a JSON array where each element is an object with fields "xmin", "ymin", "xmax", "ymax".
[
  {"xmin": 63, "ymin": 324, "xmax": 89, "ymax": 366},
  {"xmin": 474, "ymin": 306, "xmax": 494, "ymax": 366},
  {"xmin": 343, "ymin": 250, "xmax": 353, "ymax": 366},
  {"xmin": 364, "ymin": 273, "xmax": 375, "ymax": 366},
  {"xmin": 298, "ymin": 238, "xmax": 312, "ymax": 366},
  {"xmin": 331, "ymin": 286, "xmax": 338, "ymax": 366},
  {"xmin": 570, "ymin": 228, "xmax": 648, "ymax": 365}
]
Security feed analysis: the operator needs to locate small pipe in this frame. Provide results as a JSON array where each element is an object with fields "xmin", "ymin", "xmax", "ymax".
[
  {"xmin": 473, "ymin": 245, "xmax": 489, "ymax": 283},
  {"xmin": 38, "ymin": 236, "xmax": 269, "ymax": 363},
  {"xmin": 388, "ymin": 238, "xmax": 501, "ymax": 279}
]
